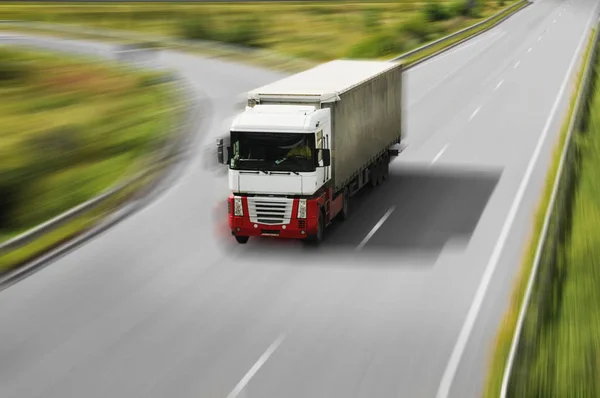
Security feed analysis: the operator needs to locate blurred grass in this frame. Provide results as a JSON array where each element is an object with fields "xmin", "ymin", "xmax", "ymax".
[
  {"xmin": 0, "ymin": 45, "xmax": 179, "ymax": 270},
  {"xmin": 0, "ymin": 0, "xmax": 516, "ymax": 61},
  {"xmin": 0, "ymin": 169, "xmax": 157, "ymax": 271},
  {"xmin": 482, "ymin": 29, "xmax": 597, "ymax": 398},
  {"xmin": 506, "ymin": 38, "xmax": 600, "ymax": 396}
]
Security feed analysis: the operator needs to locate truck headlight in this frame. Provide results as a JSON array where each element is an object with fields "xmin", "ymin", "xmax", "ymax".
[
  {"xmin": 234, "ymin": 196, "xmax": 243, "ymax": 216},
  {"xmin": 297, "ymin": 199, "xmax": 307, "ymax": 219}
]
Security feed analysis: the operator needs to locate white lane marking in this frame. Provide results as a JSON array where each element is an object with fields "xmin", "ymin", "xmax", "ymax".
[
  {"xmin": 554, "ymin": 19, "xmax": 557, "ymax": 23},
  {"xmin": 226, "ymin": 334, "xmax": 285, "ymax": 398},
  {"xmin": 412, "ymin": 31, "xmax": 502, "ymax": 70},
  {"xmin": 431, "ymin": 144, "xmax": 449, "ymax": 165},
  {"xmin": 528, "ymin": 47, "xmax": 532, "ymax": 53},
  {"xmin": 514, "ymin": 60, "xmax": 521, "ymax": 68},
  {"xmin": 495, "ymin": 79, "xmax": 504, "ymax": 90},
  {"xmin": 469, "ymin": 106, "xmax": 481, "ymax": 121},
  {"xmin": 356, "ymin": 206, "xmax": 396, "ymax": 251},
  {"xmin": 538, "ymin": 35, "xmax": 543, "ymax": 41},
  {"xmin": 435, "ymin": 4, "xmax": 597, "ymax": 397}
]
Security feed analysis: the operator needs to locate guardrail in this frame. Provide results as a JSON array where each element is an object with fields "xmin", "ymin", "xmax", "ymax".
[
  {"xmin": 0, "ymin": 40, "xmax": 200, "ymax": 286},
  {"xmin": 498, "ymin": 17, "xmax": 600, "ymax": 398},
  {"xmin": 0, "ymin": 0, "xmax": 529, "ymax": 73}
]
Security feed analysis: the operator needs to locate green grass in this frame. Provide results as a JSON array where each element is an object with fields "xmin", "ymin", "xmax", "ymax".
[
  {"xmin": 0, "ymin": 45, "xmax": 180, "ymax": 271},
  {"xmin": 0, "ymin": 0, "xmax": 517, "ymax": 62},
  {"xmin": 482, "ymin": 29, "xmax": 598, "ymax": 398}
]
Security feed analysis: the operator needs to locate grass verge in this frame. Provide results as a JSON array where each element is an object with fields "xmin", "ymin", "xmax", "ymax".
[
  {"xmin": 0, "ymin": 0, "xmax": 521, "ymax": 71},
  {"xmin": 0, "ymin": 45, "xmax": 181, "ymax": 272},
  {"xmin": 482, "ymin": 27, "xmax": 597, "ymax": 398}
]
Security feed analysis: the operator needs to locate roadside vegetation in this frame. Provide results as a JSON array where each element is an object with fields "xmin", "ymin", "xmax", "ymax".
[
  {"xmin": 0, "ymin": 45, "xmax": 179, "ymax": 270},
  {"xmin": 483, "ymin": 30, "xmax": 600, "ymax": 397},
  {"xmin": 0, "ymin": 0, "xmax": 516, "ymax": 61}
]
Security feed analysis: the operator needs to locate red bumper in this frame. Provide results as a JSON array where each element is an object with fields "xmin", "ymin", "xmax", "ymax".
[{"xmin": 229, "ymin": 215, "xmax": 318, "ymax": 239}]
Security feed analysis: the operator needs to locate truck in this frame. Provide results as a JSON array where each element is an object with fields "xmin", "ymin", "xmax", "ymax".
[{"xmin": 216, "ymin": 59, "xmax": 404, "ymax": 244}]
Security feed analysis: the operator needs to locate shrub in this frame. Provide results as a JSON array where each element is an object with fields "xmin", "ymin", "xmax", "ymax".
[
  {"xmin": 0, "ymin": 49, "xmax": 31, "ymax": 84},
  {"xmin": 423, "ymin": 1, "xmax": 453, "ymax": 22},
  {"xmin": 346, "ymin": 31, "xmax": 406, "ymax": 58},
  {"xmin": 180, "ymin": 16, "xmax": 215, "ymax": 41},
  {"xmin": 220, "ymin": 16, "xmax": 264, "ymax": 48},
  {"xmin": 399, "ymin": 17, "xmax": 435, "ymax": 42},
  {"xmin": 449, "ymin": 0, "xmax": 482, "ymax": 17}
]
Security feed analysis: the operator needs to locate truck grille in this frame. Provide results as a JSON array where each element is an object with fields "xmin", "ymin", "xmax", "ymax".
[{"xmin": 247, "ymin": 197, "xmax": 293, "ymax": 225}]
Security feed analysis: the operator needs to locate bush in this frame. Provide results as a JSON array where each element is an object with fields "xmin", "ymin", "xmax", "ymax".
[
  {"xmin": 220, "ymin": 17, "xmax": 264, "ymax": 48},
  {"xmin": 449, "ymin": 0, "xmax": 482, "ymax": 17},
  {"xmin": 180, "ymin": 15, "xmax": 264, "ymax": 48},
  {"xmin": 0, "ymin": 48, "xmax": 31, "ymax": 84},
  {"xmin": 423, "ymin": 1, "xmax": 453, "ymax": 22},
  {"xmin": 346, "ymin": 31, "xmax": 406, "ymax": 58},
  {"xmin": 180, "ymin": 16, "xmax": 215, "ymax": 41},
  {"xmin": 399, "ymin": 17, "xmax": 435, "ymax": 42}
]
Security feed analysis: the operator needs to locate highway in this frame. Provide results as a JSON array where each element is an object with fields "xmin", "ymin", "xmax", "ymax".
[{"xmin": 1, "ymin": 0, "xmax": 598, "ymax": 396}]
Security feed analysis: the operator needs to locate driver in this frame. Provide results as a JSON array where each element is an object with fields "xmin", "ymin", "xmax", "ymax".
[{"xmin": 285, "ymin": 140, "xmax": 311, "ymax": 158}]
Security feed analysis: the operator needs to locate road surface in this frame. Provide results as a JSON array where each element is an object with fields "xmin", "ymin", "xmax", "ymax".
[{"xmin": 1, "ymin": 0, "xmax": 597, "ymax": 397}]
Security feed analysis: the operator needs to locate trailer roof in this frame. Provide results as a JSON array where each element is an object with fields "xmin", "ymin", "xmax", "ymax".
[{"xmin": 248, "ymin": 60, "xmax": 401, "ymax": 103}]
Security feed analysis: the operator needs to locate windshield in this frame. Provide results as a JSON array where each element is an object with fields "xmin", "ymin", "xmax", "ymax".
[{"xmin": 230, "ymin": 132, "xmax": 315, "ymax": 172}]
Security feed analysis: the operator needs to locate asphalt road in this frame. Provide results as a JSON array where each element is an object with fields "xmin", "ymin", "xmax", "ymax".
[{"xmin": 1, "ymin": 0, "xmax": 598, "ymax": 397}]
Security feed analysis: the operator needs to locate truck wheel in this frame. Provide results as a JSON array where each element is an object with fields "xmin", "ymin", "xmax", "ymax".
[
  {"xmin": 306, "ymin": 210, "xmax": 325, "ymax": 244},
  {"xmin": 376, "ymin": 158, "xmax": 384, "ymax": 185},
  {"xmin": 369, "ymin": 163, "xmax": 379, "ymax": 188},
  {"xmin": 235, "ymin": 236, "xmax": 249, "ymax": 244},
  {"xmin": 338, "ymin": 190, "xmax": 351, "ymax": 221}
]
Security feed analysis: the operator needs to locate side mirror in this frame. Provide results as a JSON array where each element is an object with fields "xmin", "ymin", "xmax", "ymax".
[
  {"xmin": 216, "ymin": 138, "xmax": 225, "ymax": 164},
  {"xmin": 320, "ymin": 149, "xmax": 331, "ymax": 167},
  {"xmin": 216, "ymin": 138, "xmax": 232, "ymax": 165}
]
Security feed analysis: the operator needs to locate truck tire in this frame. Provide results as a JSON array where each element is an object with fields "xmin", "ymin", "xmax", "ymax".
[
  {"xmin": 305, "ymin": 209, "xmax": 325, "ymax": 244},
  {"xmin": 376, "ymin": 158, "xmax": 384, "ymax": 185},
  {"xmin": 338, "ymin": 189, "xmax": 351, "ymax": 221},
  {"xmin": 235, "ymin": 236, "xmax": 249, "ymax": 244},
  {"xmin": 369, "ymin": 162, "xmax": 379, "ymax": 188}
]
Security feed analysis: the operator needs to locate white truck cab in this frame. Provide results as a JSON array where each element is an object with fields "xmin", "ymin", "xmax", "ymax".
[{"xmin": 228, "ymin": 104, "xmax": 331, "ymax": 196}]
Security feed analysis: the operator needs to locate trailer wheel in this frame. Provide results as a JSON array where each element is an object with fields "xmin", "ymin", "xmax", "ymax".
[
  {"xmin": 338, "ymin": 189, "xmax": 351, "ymax": 221},
  {"xmin": 235, "ymin": 236, "xmax": 249, "ymax": 244},
  {"xmin": 369, "ymin": 163, "xmax": 379, "ymax": 188},
  {"xmin": 376, "ymin": 158, "xmax": 384, "ymax": 185}
]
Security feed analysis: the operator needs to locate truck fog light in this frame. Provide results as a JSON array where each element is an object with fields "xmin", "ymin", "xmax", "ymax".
[
  {"xmin": 282, "ymin": 225, "xmax": 286, "ymax": 229},
  {"xmin": 298, "ymin": 199, "xmax": 307, "ymax": 219},
  {"xmin": 301, "ymin": 230, "xmax": 305, "ymax": 235},
  {"xmin": 254, "ymin": 224, "xmax": 258, "ymax": 228},
  {"xmin": 234, "ymin": 196, "xmax": 243, "ymax": 216}
]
